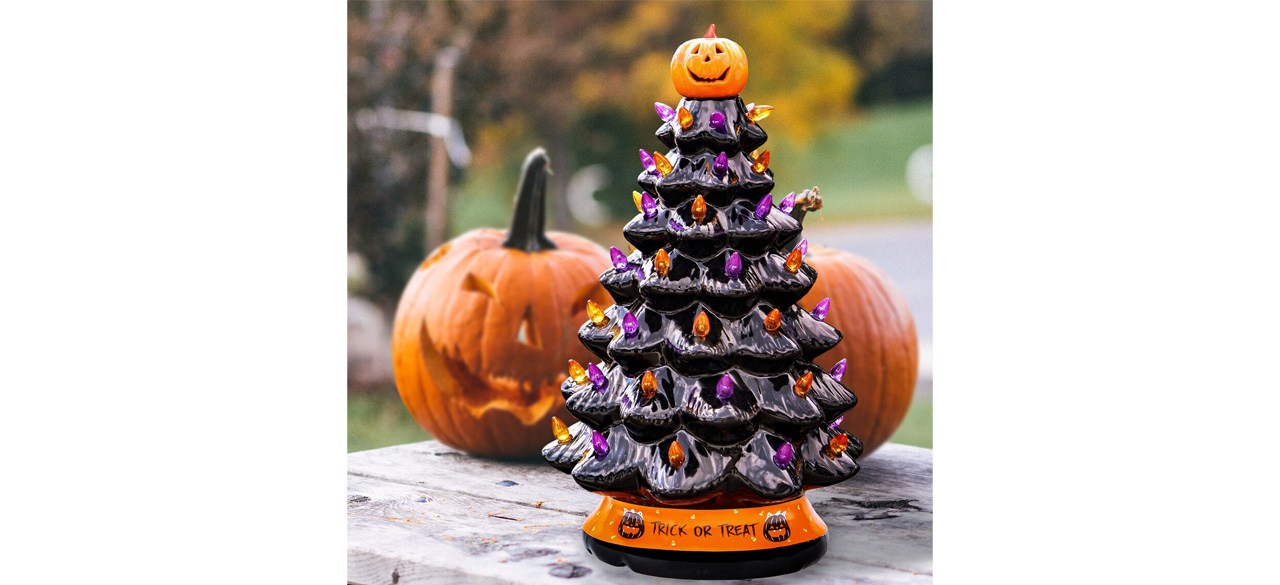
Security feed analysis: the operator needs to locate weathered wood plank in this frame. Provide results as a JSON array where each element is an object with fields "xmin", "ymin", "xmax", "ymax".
[{"xmin": 349, "ymin": 441, "xmax": 931, "ymax": 584}]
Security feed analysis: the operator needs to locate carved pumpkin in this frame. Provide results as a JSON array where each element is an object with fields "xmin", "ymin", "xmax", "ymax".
[
  {"xmin": 392, "ymin": 149, "xmax": 611, "ymax": 457},
  {"xmin": 670, "ymin": 24, "xmax": 749, "ymax": 99},
  {"xmin": 801, "ymin": 244, "xmax": 918, "ymax": 456},
  {"xmin": 618, "ymin": 509, "xmax": 645, "ymax": 539},
  {"xmin": 785, "ymin": 191, "xmax": 918, "ymax": 456},
  {"xmin": 763, "ymin": 511, "xmax": 791, "ymax": 542}
]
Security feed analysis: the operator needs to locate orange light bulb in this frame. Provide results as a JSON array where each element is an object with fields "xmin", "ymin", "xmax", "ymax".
[
  {"xmin": 668, "ymin": 440, "xmax": 685, "ymax": 469},
  {"xmin": 653, "ymin": 248, "xmax": 670, "ymax": 277},
  {"xmin": 632, "ymin": 190, "xmax": 644, "ymax": 213},
  {"xmin": 764, "ymin": 308, "xmax": 782, "ymax": 332},
  {"xmin": 691, "ymin": 195, "xmax": 707, "ymax": 223},
  {"xmin": 677, "ymin": 106, "xmax": 693, "ymax": 130},
  {"xmin": 641, "ymin": 370, "xmax": 658, "ymax": 400},
  {"xmin": 784, "ymin": 248, "xmax": 803, "ymax": 273},
  {"xmin": 746, "ymin": 103, "xmax": 774, "ymax": 123},
  {"xmin": 551, "ymin": 416, "xmax": 572, "ymax": 444},
  {"xmin": 751, "ymin": 150, "xmax": 771, "ymax": 174},
  {"xmin": 794, "ymin": 371, "xmax": 814, "ymax": 397},
  {"xmin": 653, "ymin": 151, "xmax": 673, "ymax": 176},
  {"xmin": 826, "ymin": 433, "xmax": 850, "ymax": 458},
  {"xmin": 693, "ymin": 311, "xmax": 710, "ymax": 339},
  {"xmin": 568, "ymin": 359, "xmax": 588, "ymax": 385},
  {"xmin": 586, "ymin": 300, "xmax": 607, "ymax": 327}
]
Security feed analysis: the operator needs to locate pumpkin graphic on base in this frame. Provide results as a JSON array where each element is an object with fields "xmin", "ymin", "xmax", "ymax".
[
  {"xmin": 763, "ymin": 512, "xmax": 792, "ymax": 543},
  {"xmin": 617, "ymin": 509, "xmax": 645, "ymax": 539}
]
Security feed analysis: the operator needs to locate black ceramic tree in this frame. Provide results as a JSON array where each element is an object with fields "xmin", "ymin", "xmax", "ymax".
[{"xmin": 543, "ymin": 25, "xmax": 862, "ymax": 580}]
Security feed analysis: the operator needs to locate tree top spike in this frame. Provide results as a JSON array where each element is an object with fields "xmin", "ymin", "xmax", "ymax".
[{"xmin": 705, "ymin": 24, "xmax": 717, "ymax": 38}]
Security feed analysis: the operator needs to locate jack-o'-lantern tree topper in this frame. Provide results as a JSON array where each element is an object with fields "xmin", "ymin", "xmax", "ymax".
[{"xmin": 670, "ymin": 24, "xmax": 749, "ymax": 99}]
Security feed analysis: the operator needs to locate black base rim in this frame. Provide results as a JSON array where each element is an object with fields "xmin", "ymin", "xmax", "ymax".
[{"xmin": 583, "ymin": 531, "xmax": 827, "ymax": 580}]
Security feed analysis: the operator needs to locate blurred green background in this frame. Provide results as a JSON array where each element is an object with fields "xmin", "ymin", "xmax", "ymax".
[{"xmin": 348, "ymin": 0, "xmax": 932, "ymax": 453}]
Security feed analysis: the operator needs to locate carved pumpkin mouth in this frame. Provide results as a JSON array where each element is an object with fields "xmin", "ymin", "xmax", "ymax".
[
  {"xmin": 687, "ymin": 65, "xmax": 730, "ymax": 83},
  {"xmin": 419, "ymin": 317, "xmax": 560, "ymax": 425}
]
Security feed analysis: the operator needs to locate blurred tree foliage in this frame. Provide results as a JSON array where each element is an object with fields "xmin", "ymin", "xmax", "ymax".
[
  {"xmin": 349, "ymin": 0, "xmax": 931, "ymax": 309},
  {"xmin": 840, "ymin": 1, "xmax": 933, "ymax": 105}
]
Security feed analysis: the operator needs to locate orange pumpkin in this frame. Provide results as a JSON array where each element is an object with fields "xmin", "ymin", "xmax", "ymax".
[
  {"xmin": 670, "ymin": 24, "xmax": 749, "ymax": 99},
  {"xmin": 392, "ymin": 149, "xmax": 611, "ymax": 457},
  {"xmin": 792, "ymin": 192, "xmax": 919, "ymax": 455},
  {"xmin": 802, "ymin": 245, "xmax": 918, "ymax": 455}
]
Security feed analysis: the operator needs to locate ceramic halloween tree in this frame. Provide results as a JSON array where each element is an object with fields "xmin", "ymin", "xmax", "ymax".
[{"xmin": 542, "ymin": 26, "xmax": 862, "ymax": 579}]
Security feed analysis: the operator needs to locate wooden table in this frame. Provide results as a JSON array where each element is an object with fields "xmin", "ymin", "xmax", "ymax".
[{"xmin": 349, "ymin": 440, "xmax": 932, "ymax": 584}]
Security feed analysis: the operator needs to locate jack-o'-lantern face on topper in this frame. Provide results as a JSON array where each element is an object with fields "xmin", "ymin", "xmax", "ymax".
[{"xmin": 670, "ymin": 24, "xmax": 748, "ymax": 98}]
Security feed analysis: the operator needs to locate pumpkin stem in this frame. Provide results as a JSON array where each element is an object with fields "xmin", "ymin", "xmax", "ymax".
[
  {"xmin": 783, "ymin": 187, "xmax": 822, "ymax": 249},
  {"xmin": 788, "ymin": 186, "xmax": 823, "ymax": 223},
  {"xmin": 503, "ymin": 147, "xmax": 558, "ymax": 252},
  {"xmin": 705, "ymin": 24, "xmax": 717, "ymax": 38}
]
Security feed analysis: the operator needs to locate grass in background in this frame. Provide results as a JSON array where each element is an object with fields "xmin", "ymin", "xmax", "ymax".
[
  {"xmin": 773, "ymin": 100, "xmax": 933, "ymax": 222},
  {"xmin": 888, "ymin": 398, "xmax": 932, "ymax": 449},
  {"xmin": 348, "ymin": 392, "xmax": 430, "ymax": 453},
  {"xmin": 348, "ymin": 392, "xmax": 932, "ymax": 453}
]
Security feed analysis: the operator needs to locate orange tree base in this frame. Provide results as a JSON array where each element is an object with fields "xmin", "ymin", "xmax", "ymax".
[
  {"xmin": 582, "ymin": 496, "xmax": 830, "ymax": 579},
  {"xmin": 583, "ymin": 495, "xmax": 827, "ymax": 552}
]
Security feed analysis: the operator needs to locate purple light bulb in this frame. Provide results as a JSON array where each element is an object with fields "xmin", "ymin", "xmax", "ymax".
[
  {"xmin": 610, "ymin": 246, "xmax": 628, "ymax": 271},
  {"xmin": 640, "ymin": 191, "xmax": 658, "ymax": 220},
  {"xmin": 725, "ymin": 251, "xmax": 742, "ymax": 280},
  {"xmin": 773, "ymin": 442, "xmax": 794, "ymax": 468},
  {"xmin": 754, "ymin": 193, "xmax": 773, "ymax": 220},
  {"xmin": 588, "ymin": 362, "xmax": 607, "ymax": 392},
  {"xmin": 812, "ymin": 297, "xmax": 831, "ymax": 321},
  {"xmin": 591, "ymin": 431, "xmax": 609, "ymax": 458},
  {"xmin": 779, "ymin": 192, "xmax": 796, "ymax": 213},
  {"xmin": 830, "ymin": 415, "xmax": 845, "ymax": 429},
  {"xmin": 638, "ymin": 149, "xmax": 656, "ymax": 174},
  {"xmin": 634, "ymin": 264, "xmax": 645, "ymax": 280},
  {"xmin": 622, "ymin": 311, "xmax": 639, "ymax": 337},
  {"xmin": 798, "ymin": 239, "xmax": 809, "ymax": 257},
  {"xmin": 668, "ymin": 218, "xmax": 685, "ymax": 233},
  {"xmin": 712, "ymin": 152, "xmax": 728, "ymax": 178},
  {"xmin": 830, "ymin": 358, "xmax": 848, "ymax": 382},
  {"xmin": 716, "ymin": 374, "xmax": 734, "ymax": 400},
  {"xmin": 654, "ymin": 102, "xmax": 676, "ymax": 124},
  {"xmin": 709, "ymin": 112, "xmax": 726, "ymax": 131}
]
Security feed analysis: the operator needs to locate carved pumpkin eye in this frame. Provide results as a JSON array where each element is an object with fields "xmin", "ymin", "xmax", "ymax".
[
  {"xmin": 515, "ymin": 306, "xmax": 542, "ymax": 348},
  {"xmin": 462, "ymin": 271, "xmax": 499, "ymax": 301},
  {"xmin": 715, "ymin": 44, "xmax": 724, "ymax": 54}
]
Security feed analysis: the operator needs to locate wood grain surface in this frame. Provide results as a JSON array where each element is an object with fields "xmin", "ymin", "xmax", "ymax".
[{"xmin": 349, "ymin": 440, "xmax": 932, "ymax": 584}]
